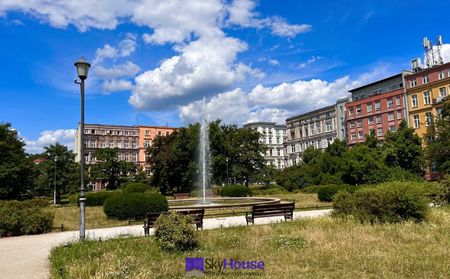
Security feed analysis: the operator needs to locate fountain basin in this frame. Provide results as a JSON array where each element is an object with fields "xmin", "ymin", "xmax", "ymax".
[{"xmin": 168, "ymin": 197, "xmax": 280, "ymax": 210}]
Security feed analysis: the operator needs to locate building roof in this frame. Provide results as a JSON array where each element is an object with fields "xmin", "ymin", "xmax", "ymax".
[
  {"xmin": 348, "ymin": 73, "xmax": 403, "ymax": 93},
  {"xmin": 243, "ymin": 122, "xmax": 286, "ymax": 128},
  {"xmin": 286, "ymin": 104, "xmax": 335, "ymax": 122}
]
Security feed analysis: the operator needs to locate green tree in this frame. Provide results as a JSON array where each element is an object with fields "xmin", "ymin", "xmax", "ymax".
[
  {"xmin": 383, "ymin": 121, "xmax": 424, "ymax": 174},
  {"xmin": 0, "ymin": 123, "xmax": 34, "ymax": 199},
  {"xmin": 32, "ymin": 143, "xmax": 80, "ymax": 201},
  {"xmin": 90, "ymin": 148, "xmax": 135, "ymax": 190},
  {"xmin": 427, "ymin": 99, "xmax": 450, "ymax": 173}
]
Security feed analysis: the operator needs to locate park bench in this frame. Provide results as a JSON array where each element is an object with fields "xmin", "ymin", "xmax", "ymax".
[
  {"xmin": 143, "ymin": 208, "xmax": 205, "ymax": 235},
  {"xmin": 245, "ymin": 202, "xmax": 295, "ymax": 225},
  {"xmin": 173, "ymin": 192, "xmax": 190, "ymax": 199}
]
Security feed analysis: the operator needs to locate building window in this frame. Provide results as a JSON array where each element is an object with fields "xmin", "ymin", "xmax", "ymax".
[
  {"xmin": 439, "ymin": 87, "xmax": 447, "ymax": 97},
  {"xmin": 388, "ymin": 112, "xmax": 394, "ymax": 121},
  {"xmin": 350, "ymin": 121, "xmax": 355, "ymax": 128},
  {"xmin": 439, "ymin": 70, "xmax": 445, "ymax": 80},
  {"xmin": 375, "ymin": 101, "xmax": 381, "ymax": 110},
  {"xmin": 358, "ymin": 131, "xmax": 364, "ymax": 139},
  {"xmin": 326, "ymin": 121, "xmax": 332, "ymax": 132},
  {"xmin": 277, "ymin": 149, "xmax": 281, "ymax": 156},
  {"xmin": 84, "ymin": 129, "xmax": 89, "ymax": 134},
  {"xmin": 339, "ymin": 106, "xmax": 343, "ymax": 114},
  {"xmin": 291, "ymin": 145, "xmax": 296, "ymax": 153},
  {"xmin": 377, "ymin": 115, "xmax": 382, "ymax": 124},
  {"xmin": 132, "ymin": 153, "xmax": 137, "ymax": 162},
  {"xmin": 367, "ymin": 103, "xmax": 372, "ymax": 112},
  {"xmin": 132, "ymin": 142, "xmax": 137, "ymax": 148},
  {"xmin": 125, "ymin": 153, "xmax": 129, "ymax": 162},
  {"xmin": 422, "ymin": 75, "xmax": 429, "ymax": 84},
  {"xmin": 109, "ymin": 141, "xmax": 114, "ymax": 148},
  {"xmin": 145, "ymin": 130, "xmax": 149, "ymax": 136},
  {"xmin": 356, "ymin": 106, "xmax": 362, "ymax": 115},
  {"xmin": 348, "ymin": 108, "xmax": 354, "ymax": 116},
  {"xmin": 425, "ymin": 112, "xmax": 432, "ymax": 126},
  {"xmin": 144, "ymin": 140, "xmax": 151, "ymax": 148},
  {"xmin": 377, "ymin": 128, "xmax": 383, "ymax": 137},
  {"xmin": 397, "ymin": 111, "xmax": 402, "ymax": 120},
  {"xmin": 351, "ymin": 133, "xmax": 356, "ymax": 140},
  {"xmin": 423, "ymin": 91, "xmax": 431, "ymax": 105},
  {"xmin": 166, "ymin": 131, "xmax": 170, "ymax": 136},
  {"xmin": 387, "ymin": 98, "xmax": 393, "ymax": 108},
  {"xmin": 411, "ymin": 95, "xmax": 418, "ymax": 107},
  {"xmin": 410, "ymin": 78, "xmax": 417, "ymax": 87},
  {"xmin": 124, "ymin": 142, "xmax": 129, "ymax": 148},
  {"xmin": 396, "ymin": 96, "xmax": 401, "ymax": 106},
  {"xmin": 100, "ymin": 141, "xmax": 105, "ymax": 148},
  {"xmin": 357, "ymin": 119, "xmax": 363, "ymax": 127},
  {"xmin": 413, "ymin": 115, "xmax": 420, "ymax": 128},
  {"xmin": 368, "ymin": 116, "xmax": 374, "ymax": 125},
  {"xmin": 389, "ymin": 125, "xmax": 396, "ymax": 132}
]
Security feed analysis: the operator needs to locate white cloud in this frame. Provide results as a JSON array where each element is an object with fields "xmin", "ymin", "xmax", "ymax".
[
  {"xmin": 129, "ymin": 34, "xmax": 264, "ymax": 110},
  {"xmin": 268, "ymin": 58, "xmax": 280, "ymax": 66},
  {"xmin": 102, "ymin": 79, "xmax": 134, "ymax": 92},
  {"xmin": 93, "ymin": 33, "xmax": 136, "ymax": 65},
  {"xmin": 94, "ymin": 61, "xmax": 140, "ymax": 79},
  {"xmin": 226, "ymin": 0, "xmax": 311, "ymax": 38},
  {"xmin": 179, "ymin": 68, "xmax": 391, "ymax": 125},
  {"xmin": 299, "ymin": 56, "xmax": 323, "ymax": 69},
  {"xmin": 24, "ymin": 129, "xmax": 76, "ymax": 154}
]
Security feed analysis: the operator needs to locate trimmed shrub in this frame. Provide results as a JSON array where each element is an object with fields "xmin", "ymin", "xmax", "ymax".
[
  {"xmin": 333, "ymin": 182, "xmax": 428, "ymax": 223},
  {"xmin": 72, "ymin": 191, "xmax": 121, "ymax": 206},
  {"xmin": 154, "ymin": 212, "xmax": 199, "ymax": 252},
  {"xmin": 219, "ymin": 184, "xmax": 252, "ymax": 197},
  {"xmin": 0, "ymin": 200, "xmax": 54, "ymax": 237},
  {"xmin": 103, "ymin": 192, "xmax": 168, "ymax": 220},
  {"xmin": 317, "ymin": 185, "xmax": 359, "ymax": 202},
  {"xmin": 122, "ymin": 183, "xmax": 149, "ymax": 194}
]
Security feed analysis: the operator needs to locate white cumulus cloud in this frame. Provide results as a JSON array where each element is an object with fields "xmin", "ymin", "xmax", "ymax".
[{"xmin": 24, "ymin": 129, "xmax": 76, "ymax": 154}]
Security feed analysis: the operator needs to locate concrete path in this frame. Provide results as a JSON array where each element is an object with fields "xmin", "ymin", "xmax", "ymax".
[{"xmin": 0, "ymin": 209, "xmax": 331, "ymax": 279}]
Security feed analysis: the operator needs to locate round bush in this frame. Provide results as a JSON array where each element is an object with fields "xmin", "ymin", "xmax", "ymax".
[
  {"xmin": 219, "ymin": 184, "xmax": 252, "ymax": 197},
  {"xmin": 154, "ymin": 212, "xmax": 199, "ymax": 251},
  {"xmin": 122, "ymin": 182, "xmax": 149, "ymax": 194},
  {"xmin": 317, "ymin": 185, "xmax": 359, "ymax": 202},
  {"xmin": 332, "ymin": 182, "xmax": 428, "ymax": 223},
  {"xmin": 103, "ymin": 192, "xmax": 168, "ymax": 220}
]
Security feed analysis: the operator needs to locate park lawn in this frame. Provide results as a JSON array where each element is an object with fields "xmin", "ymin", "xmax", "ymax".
[
  {"xmin": 50, "ymin": 207, "xmax": 450, "ymax": 279},
  {"xmin": 47, "ymin": 206, "xmax": 129, "ymax": 231},
  {"xmin": 48, "ymin": 193, "xmax": 330, "ymax": 231}
]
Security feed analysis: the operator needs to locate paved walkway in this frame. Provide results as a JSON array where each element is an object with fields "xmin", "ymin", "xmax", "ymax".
[{"xmin": 0, "ymin": 209, "xmax": 331, "ymax": 279}]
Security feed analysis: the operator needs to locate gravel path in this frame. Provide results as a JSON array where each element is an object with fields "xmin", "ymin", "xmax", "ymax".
[{"xmin": 0, "ymin": 209, "xmax": 332, "ymax": 279}]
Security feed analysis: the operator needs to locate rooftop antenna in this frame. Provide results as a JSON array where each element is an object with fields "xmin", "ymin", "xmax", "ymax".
[{"xmin": 423, "ymin": 35, "xmax": 444, "ymax": 68}]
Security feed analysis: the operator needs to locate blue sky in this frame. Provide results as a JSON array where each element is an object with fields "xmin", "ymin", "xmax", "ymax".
[{"xmin": 1, "ymin": 0, "xmax": 450, "ymax": 153}]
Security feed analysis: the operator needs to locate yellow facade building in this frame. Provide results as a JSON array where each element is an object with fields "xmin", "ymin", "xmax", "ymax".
[{"xmin": 405, "ymin": 62, "xmax": 450, "ymax": 143}]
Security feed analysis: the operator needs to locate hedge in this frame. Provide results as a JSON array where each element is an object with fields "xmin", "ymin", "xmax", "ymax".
[
  {"xmin": 0, "ymin": 200, "xmax": 54, "ymax": 237},
  {"xmin": 122, "ymin": 183, "xmax": 149, "ymax": 194},
  {"xmin": 317, "ymin": 184, "xmax": 359, "ymax": 202},
  {"xmin": 103, "ymin": 192, "xmax": 168, "ymax": 220},
  {"xmin": 219, "ymin": 184, "xmax": 252, "ymax": 197},
  {"xmin": 332, "ymin": 182, "xmax": 428, "ymax": 223},
  {"xmin": 71, "ymin": 191, "xmax": 121, "ymax": 206}
]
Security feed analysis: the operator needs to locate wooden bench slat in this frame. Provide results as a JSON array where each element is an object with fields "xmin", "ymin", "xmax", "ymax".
[{"xmin": 246, "ymin": 202, "xmax": 295, "ymax": 225}]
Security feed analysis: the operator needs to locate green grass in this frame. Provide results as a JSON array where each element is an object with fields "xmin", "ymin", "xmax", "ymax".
[{"xmin": 50, "ymin": 207, "xmax": 450, "ymax": 279}]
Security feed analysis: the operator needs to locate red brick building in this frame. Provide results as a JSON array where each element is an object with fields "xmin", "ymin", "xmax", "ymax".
[{"xmin": 345, "ymin": 73, "xmax": 408, "ymax": 145}]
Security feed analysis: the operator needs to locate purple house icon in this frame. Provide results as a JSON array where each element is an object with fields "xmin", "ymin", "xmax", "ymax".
[{"xmin": 186, "ymin": 257, "xmax": 204, "ymax": 273}]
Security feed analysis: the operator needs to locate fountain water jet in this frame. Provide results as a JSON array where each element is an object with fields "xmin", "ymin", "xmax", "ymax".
[{"xmin": 199, "ymin": 98, "xmax": 209, "ymax": 204}]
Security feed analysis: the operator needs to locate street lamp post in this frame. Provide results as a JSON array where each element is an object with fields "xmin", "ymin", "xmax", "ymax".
[
  {"xmin": 74, "ymin": 57, "xmax": 91, "ymax": 240},
  {"xmin": 226, "ymin": 157, "xmax": 229, "ymax": 186},
  {"xmin": 53, "ymin": 155, "xmax": 58, "ymax": 205}
]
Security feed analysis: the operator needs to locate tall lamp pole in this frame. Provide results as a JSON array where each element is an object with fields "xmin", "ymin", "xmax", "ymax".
[
  {"xmin": 53, "ymin": 155, "xmax": 58, "ymax": 205},
  {"xmin": 74, "ymin": 58, "xmax": 91, "ymax": 240},
  {"xmin": 226, "ymin": 157, "xmax": 229, "ymax": 186}
]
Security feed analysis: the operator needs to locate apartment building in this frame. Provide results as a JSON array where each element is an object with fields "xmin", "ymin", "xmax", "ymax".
[
  {"xmin": 137, "ymin": 125, "xmax": 176, "ymax": 174},
  {"xmin": 404, "ymin": 62, "xmax": 450, "ymax": 143},
  {"xmin": 243, "ymin": 122, "xmax": 287, "ymax": 169},
  {"xmin": 336, "ymin": 96, "xmax": 352, "ymax": 140},
  {"xmin": 285, "ymin": 105, "xmax": 337, "ymax": 166},
  {"xmin": 345, "ymin": 73, "xmax": 408, "ymax": 145},
  {"xmin": 75, "ymin": 124, "xmax": 139, "ymax": 165}
]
